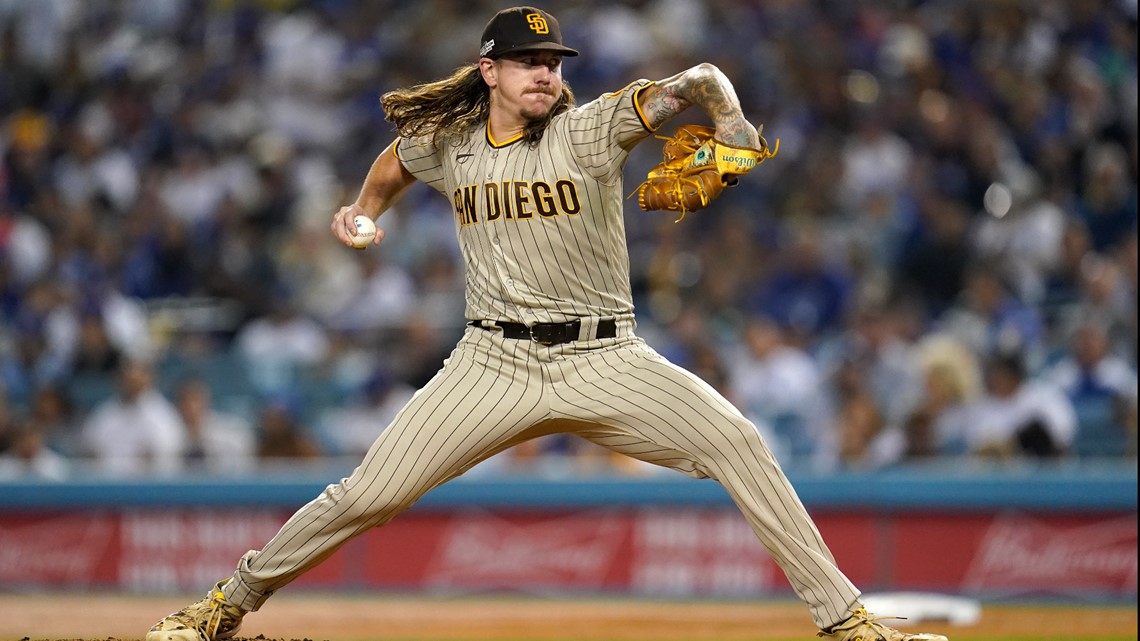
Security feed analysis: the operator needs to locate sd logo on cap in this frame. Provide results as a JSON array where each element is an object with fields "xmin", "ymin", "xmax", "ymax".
[{"xmin": 479, "ymin": 6, "xmax": 578, "ymax": 59}]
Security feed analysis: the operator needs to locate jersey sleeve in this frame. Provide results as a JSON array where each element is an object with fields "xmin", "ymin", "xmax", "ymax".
[
  {"xmin": 562, "ymin": 79, "xmax": 656, "ymax": 181},
  {"xmin": 393, "ymin": 134, "xmax": 447, "ymax": 195}
]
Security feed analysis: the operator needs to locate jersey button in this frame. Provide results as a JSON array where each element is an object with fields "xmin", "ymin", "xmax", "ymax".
[{"xmin": 492, "ymin": 237, "xmax": 500, "ymax": 245}]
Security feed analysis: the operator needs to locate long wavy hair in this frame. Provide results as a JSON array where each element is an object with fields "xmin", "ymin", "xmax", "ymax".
[{"xmin": 380, "ymin": 63, "xmax": 575, "ymax": 147}]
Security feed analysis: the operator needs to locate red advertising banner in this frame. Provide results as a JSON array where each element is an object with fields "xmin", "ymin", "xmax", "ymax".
[
  {"xmin": 116, "ymin": 509, "xmax": 289, "ymax": 592},
  {"xmin": 961, "ymin": 514, "xmax": 1138, "ymax": 595},
  {"xmin": 0, "ymin": 508, "xmax": 1134, "ymax": 598},
  {"xmin": 0, "ymin": 513, "xmax": 118, "ymax": 587}
]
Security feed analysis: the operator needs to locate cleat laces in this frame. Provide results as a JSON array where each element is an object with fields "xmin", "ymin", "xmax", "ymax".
[
  {"xmin": 198, "ymin": 588, "xmax": 239, "ymax": 638},
  {"xmin": 150, "ymin": 583, "xmax": 243, "ymax": 641},
  {"xmin": 818, "ymin": 608, "xmax": 948, "ymax": 641}
]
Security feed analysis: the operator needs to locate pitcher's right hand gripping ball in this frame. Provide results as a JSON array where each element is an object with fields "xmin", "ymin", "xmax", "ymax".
[{"xmin": 636, "ymin": 124, "xmax": 778, "ymax": 220}]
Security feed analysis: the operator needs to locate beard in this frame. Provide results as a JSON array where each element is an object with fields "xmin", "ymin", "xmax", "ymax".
[
  {"xmin": 520, "ymin": 89, "xmax": 559, "ymax": 122},
  {"xmin": 521, "ymin": 107, "xmax": 551, "ymax": 122}
]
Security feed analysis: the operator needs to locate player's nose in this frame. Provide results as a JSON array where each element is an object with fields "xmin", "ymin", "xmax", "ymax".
[{"xmin": 532, "ymin": 63, "xmax": 556, "ymax": 83}]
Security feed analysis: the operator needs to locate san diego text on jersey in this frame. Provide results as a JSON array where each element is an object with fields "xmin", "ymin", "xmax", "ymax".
[{"xmin": 452, "ymin": 179, "xmax": 582, "ymax": 225}]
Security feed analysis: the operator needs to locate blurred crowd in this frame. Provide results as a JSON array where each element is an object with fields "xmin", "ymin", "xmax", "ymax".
[{"xmin": 0, "ymin": 0, "xmax": 1136, "ymax": 481}]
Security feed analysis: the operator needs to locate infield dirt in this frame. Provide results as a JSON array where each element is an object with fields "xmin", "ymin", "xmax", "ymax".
[{"xmin": 2, "ymin": 593, "xmax": 1136, "ymax": 641}]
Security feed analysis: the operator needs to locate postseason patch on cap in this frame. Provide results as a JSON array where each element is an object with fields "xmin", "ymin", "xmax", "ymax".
[{"xmin": 479, "ymin": 6, "xmax": 578, "ymax": 58}]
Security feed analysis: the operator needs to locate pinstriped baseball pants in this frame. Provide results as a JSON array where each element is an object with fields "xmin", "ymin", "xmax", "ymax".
[{"xmin": 222, "ymin": 322, "xmax": 861, "ymax": 629}]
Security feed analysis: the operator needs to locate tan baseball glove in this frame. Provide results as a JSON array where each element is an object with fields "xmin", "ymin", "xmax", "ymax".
[{"xmin": 635, "ymin": 124, "xmax": 778, "ymax": 220}]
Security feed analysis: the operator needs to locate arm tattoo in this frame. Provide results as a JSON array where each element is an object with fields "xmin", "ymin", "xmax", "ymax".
[
  {"xmin": 643, "ymin": 63, "xmax": 760, "ymax": 149},
  {"xmin": 641, "ymin": 85, "xmax": 691, "ymax": 130}
]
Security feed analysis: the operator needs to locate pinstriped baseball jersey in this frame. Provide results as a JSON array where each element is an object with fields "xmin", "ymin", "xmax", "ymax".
[
  {"xmin": 395, "ymin": 79, "xmax": 655, "ymax": 325},
  {"xmin": 212, "ymin": 82, "xmax": 864, "ymax": 634}
]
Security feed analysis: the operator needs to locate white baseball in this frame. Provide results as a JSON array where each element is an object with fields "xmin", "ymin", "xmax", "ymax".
[{"xmin": 351, "ymin": 215, "xmax": 377, "ymax": 249}]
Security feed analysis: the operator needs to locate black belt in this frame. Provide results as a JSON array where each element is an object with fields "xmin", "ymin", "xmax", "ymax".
[{"xmin": 468, "ymin": 319, "xmax": 617, "ymax": 345}]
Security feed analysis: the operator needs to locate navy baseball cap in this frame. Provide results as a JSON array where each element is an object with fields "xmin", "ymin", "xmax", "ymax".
[{"xmin": 479, "ymin": 6, "xmax": 579, "ymax": 59}]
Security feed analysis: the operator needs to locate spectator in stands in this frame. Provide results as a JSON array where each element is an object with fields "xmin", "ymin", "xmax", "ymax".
[
  {"xmin": 727, "ymin": 315, "xmax": 830, "ymax": 462},
  {"xmin": 69, "ymin": 308, "xmax": 124, "ymax": 376},
  {"xmin": 3, "ymin": 111, "xmax": 56, "ymax": 213},
  {"xmin": 254, "ymin": 394, "xmax": 321, "ymax": 462},
  {"xmin": 0, "ymin": 418, "xmax": 68, "ymax": 480},
  {"xmin": 902, "ymin": 335, "xmax": 983, "ymax": 458},
  {"xmin": 749, "ymin": 223, "xmax": 854, "ymax": 343},
  {"xmin": 838, "ymin": 110, "xmax": 914, "ymax": 210},
  {"xmin": 1043, "ymin": 318, "xmax": 1138, "ymax": 457},
  {"xmin": 51, "ymin": 102, "xmax": 140, "ymax": 214},
  {"xmin": 79, "ymin": 358, "xmax": 187, "ymax": 476},
  {"xmin": 0, "ymin": 326, "xmax": 62, "ymax": 408},
  {"xmin": 818, "ymin": 301, "xmax": 925, "ymax": 432},
  {"xmin": 936, "ymin": 266, "xmax": 1046, "ymax": 366},
  {"xmin": 121, "ymin": 212, "xmax": 198, "ymax": 300},
  {"xmin": 27, "ymin": 383, "xmax": 79, "ymax": 458},
  {"xmin": 236, "ymin": 288, "xmax": 329, "ymax": 367},
  {"xmin": 8, "ymin": 279, "xmax": 73, "ymax": 385},
  {"xmin": 50, "ymin": 202, "xmax": 108, "ymax": 296},
  {"xmin": 197, "ymin": 208, "xmax": 283, "ymax": 322},
  {"xmin": 316, "ymin": 368, "xmax": 414, "ymax": 457},
  {"xmin": 235, "ymin": 287, "xmax": 330, "ymax": 391},
  {"xmin": 1074, "ymin": 141, "xmax": 1137, "ymax": 255},
  {"xmin": 895, "ymin": 192, "xmax": 972, "ymax": 319},
  {"xmin": 175, "ymin": 377, "xmax": 256, "ymax": 473},
  {"xmin": 1056, "ymin": 253, "xmax": 1136, "ymax": 360},
  {"xmin": 1040, "ymin": 219, "xmax": 1095, "ymax": 318},
  {"xmin": 834, "ymin": 386, "xmax": 903, "ymax": 472},
  {"xmin": 323, "ymin": 250, "xmax": 416, "ymax": 332},
  {"xmin": 964, "ymin": 352, "xmax": 1077, "ymax": 459},
  {"xmin": 159, "ymin": 142, "xmax": 231, "ymax": 227},
  {"xmin": 0, "ymin": 195, "xmax": 53, "ymax": 289}
]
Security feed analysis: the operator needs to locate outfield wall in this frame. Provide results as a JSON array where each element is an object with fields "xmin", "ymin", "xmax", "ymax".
[{"xmin": 0, "ymin": 463, "xmax": 1135, "ymax": 601}]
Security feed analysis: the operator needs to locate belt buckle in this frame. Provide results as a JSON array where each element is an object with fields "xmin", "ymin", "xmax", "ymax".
[{"xmin": 529, "ymin": 324, "xmax": 558, "ymax": 346}]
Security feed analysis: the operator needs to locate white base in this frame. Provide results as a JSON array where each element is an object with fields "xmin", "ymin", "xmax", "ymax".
[{"xmin": 859, "ymin": 592, "xmax": 982, "ymax": 626}]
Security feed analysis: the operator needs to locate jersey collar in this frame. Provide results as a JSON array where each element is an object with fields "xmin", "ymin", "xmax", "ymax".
[{"xmin": 486, "ymin": 123, "xmax": 525, "ymax": 148}]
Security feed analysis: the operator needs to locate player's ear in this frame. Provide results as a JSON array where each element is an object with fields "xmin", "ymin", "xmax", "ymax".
[{"xmin": 478, "ymin": 58, "xmax": 498, "ymax": 88}]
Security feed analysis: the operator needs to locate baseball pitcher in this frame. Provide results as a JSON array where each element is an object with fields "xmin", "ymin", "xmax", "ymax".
[{"xmin": 148, "ymin": 7, "xmax": 947, "ymax": 641}]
